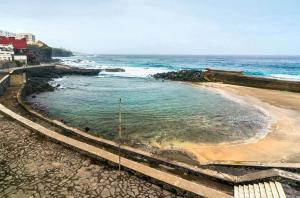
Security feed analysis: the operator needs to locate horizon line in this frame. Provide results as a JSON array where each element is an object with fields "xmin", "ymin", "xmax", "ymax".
[{"xmin": 72, "ymin": 52, "xmax": 300, "ymax": 57}]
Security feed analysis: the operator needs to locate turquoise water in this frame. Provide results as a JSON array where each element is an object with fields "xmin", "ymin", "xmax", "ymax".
[{"xmin": 28, "ymin": 75, "xmax": 269, "ymax": 145}]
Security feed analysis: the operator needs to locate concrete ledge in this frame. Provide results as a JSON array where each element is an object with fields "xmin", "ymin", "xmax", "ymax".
[
  {"xmin": 0, "ymin": 103, "xmax": 232, "ymax": 198},
  {"xmin": 205, "ymin": 69, "xmax": 300, "ymax": 93},
  {"xmin": 235, "ymin": 168, "xmax": 300, "ymax": 183},
  {"xmin": 207, "ymin": 161, "xmax": 300, "ymax": 169}
]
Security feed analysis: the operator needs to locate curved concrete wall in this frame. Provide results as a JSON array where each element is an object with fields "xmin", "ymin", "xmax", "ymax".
[
  {"xmin": 1, "ymin": 68, "xmax": 300, "ymax": 197},
  {"xmin": 17, "ymin": 83, "xmax": 300, "ymax": 183}
]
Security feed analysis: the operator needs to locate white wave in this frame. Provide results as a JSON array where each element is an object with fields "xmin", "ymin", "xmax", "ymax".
[
  {"xmin": 55, "ymin": 56, "xmax": 102, "ymax": 69},
  {"xmin": 269, "ymin": 74, "xmax": 300, "ymax": 81},
  {"xmin": 51, "ymin": 76, "xmax": 68, "ymax": 82},
  {"xmin": 99, "ymin": 66, "xmax": 170, "ymax": 78},
  {"xmin": 58, "ymin": 56, "xmax": 171, "ymax": 78}
]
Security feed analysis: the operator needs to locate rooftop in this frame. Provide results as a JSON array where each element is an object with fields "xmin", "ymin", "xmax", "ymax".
[{"xmin": 0, "ymin": 36, "xmax": 27, "ymax": 49}]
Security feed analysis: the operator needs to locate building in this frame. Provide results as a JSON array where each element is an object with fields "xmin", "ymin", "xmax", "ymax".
[
  {"xmin": 0, "ymin": 44, "xmax": 14, "ymax": 61},
  {"xmin": 0, "ymin": 36, "xmax": 27, "ymax": 63},
  {"xmin": 0, "ymin": 30, "xmax": 17, "ymax": 37},
  {"xmin": 17, "ymin": 33, "xmax": 36, "ymax": 44}
]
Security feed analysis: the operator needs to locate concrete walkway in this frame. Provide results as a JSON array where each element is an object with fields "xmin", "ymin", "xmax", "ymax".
[
  {"xmin": 0, "ymin": 63, "xmax": 56, "ymax": 73},
  {"xmin": 0, "ymin": 103, "xmax": 232, "ymax": 198},
  {"xmin": 0, "ymin": 113, "xmax": 181, "ymax": 198}
]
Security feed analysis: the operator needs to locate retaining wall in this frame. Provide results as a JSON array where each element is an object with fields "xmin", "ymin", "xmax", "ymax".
[{"xmin": 18, "ymin": 84, "xmax": 300, "ymax": 185}]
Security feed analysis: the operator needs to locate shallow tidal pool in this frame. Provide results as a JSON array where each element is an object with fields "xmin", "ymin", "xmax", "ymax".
[{"xmin": 28, "ymin": 75, "xmax": 269, "ymax": 145}]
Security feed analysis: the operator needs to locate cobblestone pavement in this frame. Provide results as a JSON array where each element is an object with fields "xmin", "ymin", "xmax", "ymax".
[{"xmin": 0, "ymin": 114, "xmax": 182, "ymax": 198}]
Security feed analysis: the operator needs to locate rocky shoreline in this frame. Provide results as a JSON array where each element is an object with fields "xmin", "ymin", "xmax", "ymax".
[{"xmin": 25, "ymin": 65, "xmax": 125, "ymax": 94}]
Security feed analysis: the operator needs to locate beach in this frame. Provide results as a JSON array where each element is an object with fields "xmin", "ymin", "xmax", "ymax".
[{"xmin": 170, "ymin": 82, "xmax": 300, "ymax": 163}]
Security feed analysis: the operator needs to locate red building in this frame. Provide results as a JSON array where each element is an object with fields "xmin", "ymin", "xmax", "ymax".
[
  {"xmin": 0, "ymin": 36, "xmax": 27, "ymax": 50},
  {"xmin": 0, "ymin": 36, "xmax": 28, "ymax": 62}
]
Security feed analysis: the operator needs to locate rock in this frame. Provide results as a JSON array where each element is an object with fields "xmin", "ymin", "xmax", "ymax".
[
  {"xmin": 101, "ymin": 188, "xmax": 111, "ymax": 197},
  {"xmin": 153, "ymin": 70, "xmax": 206, "ymax": 82},
  {"xmin": 102, "ymin": 68, "xmax": 125, "ymax": 72},
  {"xmin": 109, "ymin": 187, "xmax": 116, "ymax": 196},
  {"xmin": 132, "ymin": 188, "xmax": 139, "ymax": 196}
]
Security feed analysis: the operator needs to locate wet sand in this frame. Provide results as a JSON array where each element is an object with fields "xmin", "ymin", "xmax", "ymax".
[{"xmin": 164, "ymin": 82, "xmax": 300, "ymax": 164}]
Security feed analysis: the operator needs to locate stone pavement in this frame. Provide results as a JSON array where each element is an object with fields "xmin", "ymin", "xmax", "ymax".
[{"xmin": 0, "ymin": 114, "xmax": 181, "ymax": 198}]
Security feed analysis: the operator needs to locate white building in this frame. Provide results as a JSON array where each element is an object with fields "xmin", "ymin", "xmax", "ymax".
[
  {"xmin": 17, "ymin": 33, "xmax": 36, "ymax": 44},
  {"xmin": 14, "ymin": 55, "xmax": 27, "ymax": 62},
  {"xmin": 0, "ymin": 30, "xmax": 17, "ymax": 37},
  {"xmin": 0, "ymin": 44, "xmax": 14, "ymax": 61}
]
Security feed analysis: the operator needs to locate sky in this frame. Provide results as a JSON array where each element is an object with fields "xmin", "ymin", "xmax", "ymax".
[{"xmin": 1, "ymin": 0, "xmax": 300, "ymax": 55}]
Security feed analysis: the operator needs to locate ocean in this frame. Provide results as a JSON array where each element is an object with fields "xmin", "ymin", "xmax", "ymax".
[
  {"xmin": 28, "ymin": 55, "xmax": 300, "ymax": 147},
  {"xmin": 58, "ymin": 54, "xmax": 300, "ymax": 81}
]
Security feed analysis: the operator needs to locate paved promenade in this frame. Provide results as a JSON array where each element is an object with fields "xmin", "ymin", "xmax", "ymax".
[{"xmin": 0, "ymin": 114, "xmax": 181, "ymax": 198}]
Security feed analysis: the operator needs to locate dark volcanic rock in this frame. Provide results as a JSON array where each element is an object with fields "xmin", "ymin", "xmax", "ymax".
[
  {"xmin": 27, "ymin": 77, "xmax": 55, "ymax": 93},
  {"xmin": 26, "ymin": 65, "xmax": 102, "ymax": 94},
  {"xmin": 55, "ymin": 66, "xmax": 101, "ymax": 75},
  {"xmin": 103, "ymin": 68, "xmax": 125, "ymax": 72},
  {"xmin": 25, "ymin": 65, "xmax": 127, "ymax": 94},
  {"xmin": 153, "ymin": 70, "xmax": 206, "ymax": 82}
]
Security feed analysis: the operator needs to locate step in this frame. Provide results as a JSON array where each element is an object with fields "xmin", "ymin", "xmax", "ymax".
[{"xmin": 235, "ymin": 182, "xmax": 286, "ymax": 198}]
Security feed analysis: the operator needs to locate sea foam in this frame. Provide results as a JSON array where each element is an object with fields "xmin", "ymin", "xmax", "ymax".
[
  {"xmin": 269, "ymin": 74, "xmax": 300, "ymax": 81},
  {"xmin": 98, "ymin": 66, "xmax": 170, "ymax": 78}
]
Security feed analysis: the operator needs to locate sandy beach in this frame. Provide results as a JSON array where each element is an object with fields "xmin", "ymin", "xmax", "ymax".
[{"xmin": 164, "ymin": 82, "xmax": 300, "ymax": 164}]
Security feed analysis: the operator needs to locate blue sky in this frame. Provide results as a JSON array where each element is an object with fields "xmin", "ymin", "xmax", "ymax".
[{"xmin": 1, "ymin": 0, "xmax": 300, "ymax": 55}]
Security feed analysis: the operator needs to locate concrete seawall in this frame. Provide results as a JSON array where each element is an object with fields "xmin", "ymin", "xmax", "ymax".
[
  {"xmin": 204, "ymin": 69, "xmax": 300, "ymax": 92},
  {"xmin": 154, "ymin": 69, "xmax": 300, "ymax": 92}
]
